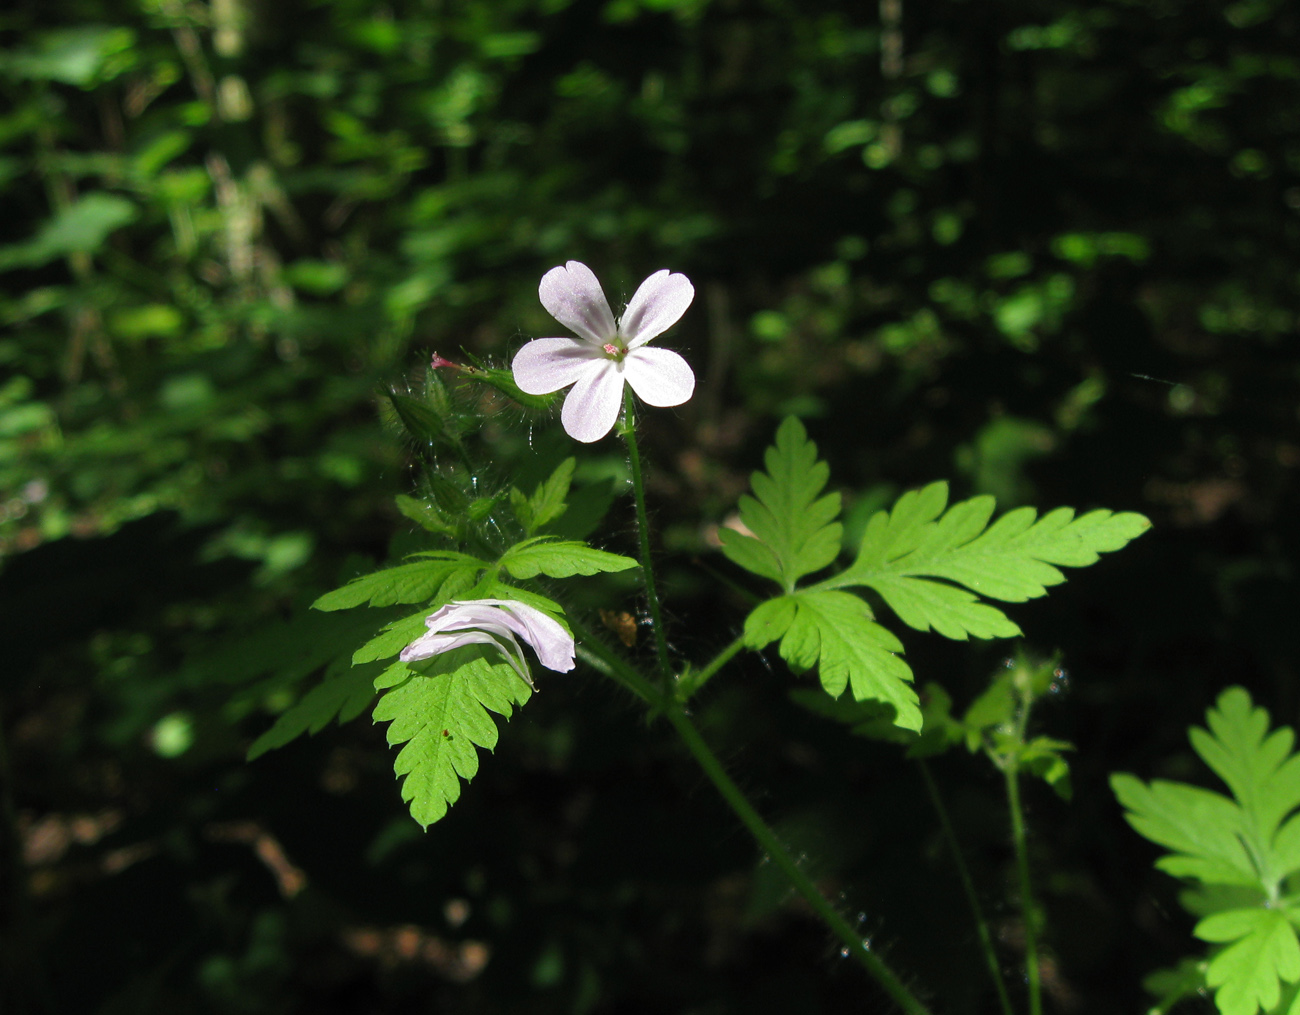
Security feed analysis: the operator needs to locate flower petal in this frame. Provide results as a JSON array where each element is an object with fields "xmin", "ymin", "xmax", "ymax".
[
  {"xmin": 622, "ymin": 347, "xmax": 696, "ymax": 407},
  {"xmin": 512, "ymin": 338, "xmax": 603, "ymax": 395},
  {"xmin": 401, "ymin": 621, "xmax": 535, "ymax": 688},
  {"xmin": 619, "ymin": 269, "xmax": 694, "ymax": 349},
  {"xmin": 560, "ymin": 360, "xmax": 625, "ymax": 442},
  {"xmin": 457, "ymin": 599, "xmax": 575, "ymax": 673},
  {"xmin": 539, "ymin": 261, "xmax": 616, "ymax": 344},
  {"xmin": 400, "ymin": 628, "xmax": 502, "ymax": 661}
]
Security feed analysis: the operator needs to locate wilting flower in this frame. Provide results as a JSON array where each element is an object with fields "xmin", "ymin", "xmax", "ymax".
[
  {"xmin": 400, "ymin": 598, "xmax": 575, "ymax": 689},
  {"xmin": 512, "ymin": 260, "xmax": 695, "ymax": 443}
]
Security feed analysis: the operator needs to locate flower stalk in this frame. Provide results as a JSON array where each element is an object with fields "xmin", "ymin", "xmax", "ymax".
[{"xmin": 620, "ymin": 388, "xmax": 673, "ymax": 687}]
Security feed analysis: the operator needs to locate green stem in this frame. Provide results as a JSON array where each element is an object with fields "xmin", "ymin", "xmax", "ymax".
[
  {"xmin": 917, "ymin": 761, "xmax": 1015, "ymax": 1015},
  {"xmin": 573, "ymin": 624, "xmax": 932, "ymax": 1013},
  {"xmin": 675, "ymin": 635, "xmax": 745, "ymax": 701},
  {"xmin": 572, "ymin": 622, "xmax": 658, "ymax": 706},
  {"xmin": 1005, "ymin": 764, "xmax": 1041, "ymax": 1015},
  {"xmin": 665, "ymin": 706, "xmax": 934, "ymax": 1015},
  {"xmin": 619, "ymin": 388, "xmax": 673, "ymax": 687}
]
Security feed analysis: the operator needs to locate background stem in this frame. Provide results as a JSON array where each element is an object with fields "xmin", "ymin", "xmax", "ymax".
[
  {"xmin": 1005, "ymin": 765, "xmax": 1042, "ymax": 1015},
  {"xmin": 918, "ymin": 761, "xmax": 1015, "ymax": 1015}
]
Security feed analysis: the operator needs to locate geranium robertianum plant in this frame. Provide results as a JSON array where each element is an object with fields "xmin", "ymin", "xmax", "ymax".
[{"xmin": 249, "ymin": 261, "xmax": 1152, "ymax": 1015}]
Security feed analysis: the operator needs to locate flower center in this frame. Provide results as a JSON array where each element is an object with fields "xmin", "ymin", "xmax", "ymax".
[{"xmin": 602, "ymin": 342, "xmax": 627, "ymax": 361}]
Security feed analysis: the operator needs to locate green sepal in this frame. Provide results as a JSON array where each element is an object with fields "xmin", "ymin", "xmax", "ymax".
[
  {"xmin": 459, "ymin": 357, "xmax": 558, "ymax": 411},
  {"xmin": 388, "ymin": 390, "xmax": 457, "ymax": 447},
  {"xmin": 394, "ymin": 493, "xmax": 458, "ymax": 537}
]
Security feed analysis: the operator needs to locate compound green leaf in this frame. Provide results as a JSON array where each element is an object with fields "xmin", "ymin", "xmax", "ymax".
[
  {"xmin": 1190, "ymin": 688, "xmax": 1300, "ymax": 876},
  {"xmin": 742, "ymin": 595, "xmax": 798, "ymax": 649},
  {"xmin": 352, "ymin": 608, "xmax": 438, "ymax": 665},
  {"xmin": 372, "ymin": 648, "xmax": 532, "ymax": 828},
  {"xmin": 744, "ymin": 589, "xmax": 919, "ymax": 731},
  {"xmin": 498, "ymin": 537, "xmax": 637, "ymax": 579},
  {"xmin": 1110, "ymin": 774, "xmax": 1258, "ymax": 888},
  {"xmin": 830, "ymin": 481, "xmax": 1150, "ymax": 639},
  {"xmin": 313, "ymin": 551, "xmax": 484, "ymax": 611},
  {"xmin": 247, "ymin": 658, "xmax": 380, "ymax": 760},
  {"xmin": 1116, "ymin": 689, "xmax": 1300, "ymax": 1015},
  {"xmin": 866, "ymin": 574, "xmax": 1020, "ymax": 640},
  {"xmin": 1196, "ymin": 907, "xmax": 1300, "ymax": 1015},
  {"xmin": 719, "ymin": 417, "xmax": 842, "ymax": 591},
  {"xmin": 510, "ymin": 457, "xmax": 575, "ymax": 535}
]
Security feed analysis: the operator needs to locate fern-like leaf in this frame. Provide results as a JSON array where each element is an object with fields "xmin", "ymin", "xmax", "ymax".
[
  {"xmin": 247, "ymin": 658, "xmax": 379, "ymax": 760},
  {"xmin": 313, "ymin": 551, "xmax": 484, "ymax": 611},
  {"xmin": 497, "ymin": 538, "xmax": 637, "ymax": 579},
  {"xmin": 719, "ymin": 417, "xmax": 842, "ymax": 591},
  {"xmin": 510, "ymin": 458, "xmax": 575, "ymax": 535},
  {"xmin": 1114, "ymin": 687, "xmax": 1300, "ymax": 1015},
  {"xmin": 373, "ymin": 648, "xmax": 531, "ymax": 828},
  {"xmin": 743, "ymin": 590, "xmax": 919, "ymax": 731},
  {"xmin": 828, "ymin": 481, "xmax": 1150, "ymax": 639}
]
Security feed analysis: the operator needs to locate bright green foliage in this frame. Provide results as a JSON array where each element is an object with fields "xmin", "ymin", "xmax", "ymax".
[
  {"xmin": 1199, "ymin": 909, "xmax": 1300, "ymax": 1015},
  {"xmin": 510, "ymin": 458, "xmax": 576, "ymax": 536},
  {"xmin": 247, "ymin": 658, "xmax": 380, "ymax": 761},
  {"xmin": 372, "ymin": 648, "xmax": 532, "ymax": 829},
  {"xmin": 1143, "ymin": 958, "xmax": 1212, "ymax": 1015},
  {"xmin": 298, "ymin": 530, "xmax": 597, "ymax": 825},
  {"xmin": 828, "ymin": 481, "xmax": 1151, "ymax": 639},
  {"xmin": 498, "ymin": 538, "xmax": 637, "ymax": 579},
  {"xmin": 729, "ymin": 422, "xmax": 1145, "ymax": 733},
  {"xmin": 719, "ymin": 417, "xmax": 842, "ymax": 592},
  {"xmin": 352, "ymin": 608, "xmax": 439, "ymax": 666},
  {"xmin": 1114, "ymin": 688, "xmax": 1300, "ymax": 1015},
  {"xmin": 312, "ymin": 551, "xmax": 483, "ymax": 611},
  {"xmin": 394, "ymin": 495, "xmax": 458, "ymax": 538},
  {"xmin": 743, "ymin": 590, "xmax": 919, "ymax": 730}
]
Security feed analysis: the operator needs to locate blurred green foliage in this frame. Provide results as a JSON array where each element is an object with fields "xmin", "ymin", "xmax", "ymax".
[{"xmin": 4, "ymin": 0, "xmax": 1300, "ymax": 1011}]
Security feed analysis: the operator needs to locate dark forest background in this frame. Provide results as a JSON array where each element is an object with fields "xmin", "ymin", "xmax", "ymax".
[{"xmin": 3, "ymin": 0, "xmax": 1299, "ymax": 1011}]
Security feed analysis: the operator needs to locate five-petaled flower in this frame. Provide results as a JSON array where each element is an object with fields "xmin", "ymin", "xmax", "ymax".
[
  {"xmin": 511, "ymin": 261, "xmax": 695, "ymax": 443},
  {"xmin": 400, "ymin": 598, "xmax": 574, "ymax": 690}
]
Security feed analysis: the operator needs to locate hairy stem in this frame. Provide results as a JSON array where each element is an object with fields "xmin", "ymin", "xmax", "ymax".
[
  {"xmin": 619, "ymin": 389, "xmax": 673, "ymax": 687},
  {"xmin": 675, "ymin": 635, "xmax": 744, "ymax": 701},
  {"xmin": 574, "ymin": 623, "xmax": 932, "ymax": 1013},
  {"xmin": 1005, "ymin": 765, "xmax": 1041, "ymax": 1015},
  {"xmin": 665, "ymin": 706, "xmax": 934, "ymax": 1015},
  {"xmin": 572, "ymin": 622, "xmax": 657, "ymax": 706},
  {"xmin": 918, "ymin": 761, "xmax": 1014, "ymax": 1015}
]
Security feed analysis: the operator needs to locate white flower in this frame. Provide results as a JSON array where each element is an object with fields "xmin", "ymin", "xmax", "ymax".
[
  {"xmin": 399, "ymin": 598, "xmax": 575, "ymax": 689},
  {"xmin": 512, "ymin": 260, "xmax": 695, "ymax": 443}
]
